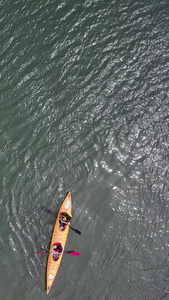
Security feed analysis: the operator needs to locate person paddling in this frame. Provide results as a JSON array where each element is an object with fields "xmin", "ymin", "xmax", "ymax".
[
  {"xmin": 59, "ymin": 212, "xmax": 72, "ymax": 231},
  {"xmin": 52, "ymin": 243, "xmax": 63, "ymax": 261}
]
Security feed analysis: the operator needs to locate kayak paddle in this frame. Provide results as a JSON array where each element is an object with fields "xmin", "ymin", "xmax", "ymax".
[
  {"xmin": 34, "ymin": 251, "xmax": 80, "ymax": 256},
  {"xmin": 42, "ymin": 206, "xmax": 55, "ymax": 217},
  {"xmin": 42, "ymin": 206, "xmax": 81, "ymax": 235}
]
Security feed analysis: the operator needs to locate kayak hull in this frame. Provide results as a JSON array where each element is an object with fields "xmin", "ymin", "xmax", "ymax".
[{"xmin": 46, "ymin": 191, "xmax": 72, "ymax": 294}]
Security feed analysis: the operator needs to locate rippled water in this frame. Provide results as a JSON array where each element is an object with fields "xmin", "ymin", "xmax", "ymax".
[{"xmin": 1, "ymin": 0, "xmax": 169, "ymax": 299}]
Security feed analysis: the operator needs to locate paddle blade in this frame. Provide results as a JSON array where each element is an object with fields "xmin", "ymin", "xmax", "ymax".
[
  {"xmin": 67, "ymin": 251, "xmax": 80, "ymax": 256},
  {"xmin": 42, "ymin": 206, "xmax": 52, "ymax": 214},
  {"xmin": 34, "ymin": 251, "xmax": 44, "ymax": 254},
  {"xmin": 70, "ymin": 226, "xmax": 81, "ymax": 235},
  {"xmin": 74, "ymin": 229, "xmax": 81, "ymax": 235},
  {"xmin": 42, "ymin": 206, "xmax": 56, "ymax": 218},
  {"xmin": 69, "ymin": 252, "xmax": 80, "ymax": 256}
]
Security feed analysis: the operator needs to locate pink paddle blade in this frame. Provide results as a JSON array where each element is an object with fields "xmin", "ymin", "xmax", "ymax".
[{"xmin": 69, "ymin": 252, "xmax": 80, "ymax": 256}]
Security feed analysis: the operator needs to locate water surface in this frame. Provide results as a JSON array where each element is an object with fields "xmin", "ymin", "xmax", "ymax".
[{"xmin": 1, "ymin": 0, "xmax": 169, "ymax": 299}]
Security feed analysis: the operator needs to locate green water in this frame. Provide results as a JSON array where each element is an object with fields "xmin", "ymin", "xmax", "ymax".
[{"xmin": 1, "ymin": 0, "xmax": 169, "ymax": 299}]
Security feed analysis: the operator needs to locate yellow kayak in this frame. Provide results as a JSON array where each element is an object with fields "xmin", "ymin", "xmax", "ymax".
[{"xmin": 46, "ymin": 191, "xmax": 72, "ymax": 294}]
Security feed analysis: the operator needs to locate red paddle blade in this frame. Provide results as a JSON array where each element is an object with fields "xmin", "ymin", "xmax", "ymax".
[
  {"xmin": 34, "ymin": 251, "xmax": 44, "ymax": 254},
  {"xmin": 69, "ymin": 252, "xmax": 80, "ymax": 256}
]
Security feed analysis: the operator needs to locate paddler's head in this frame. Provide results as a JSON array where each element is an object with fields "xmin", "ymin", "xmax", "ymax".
[{"xmin": 61, "ymin": 212, "xmax": 72, "ymax": 221}]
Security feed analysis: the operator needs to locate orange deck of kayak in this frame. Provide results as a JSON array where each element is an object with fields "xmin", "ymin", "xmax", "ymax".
[{"xmin": 46, "ymin": 191, "xmax": 72, "ymax": 294}]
